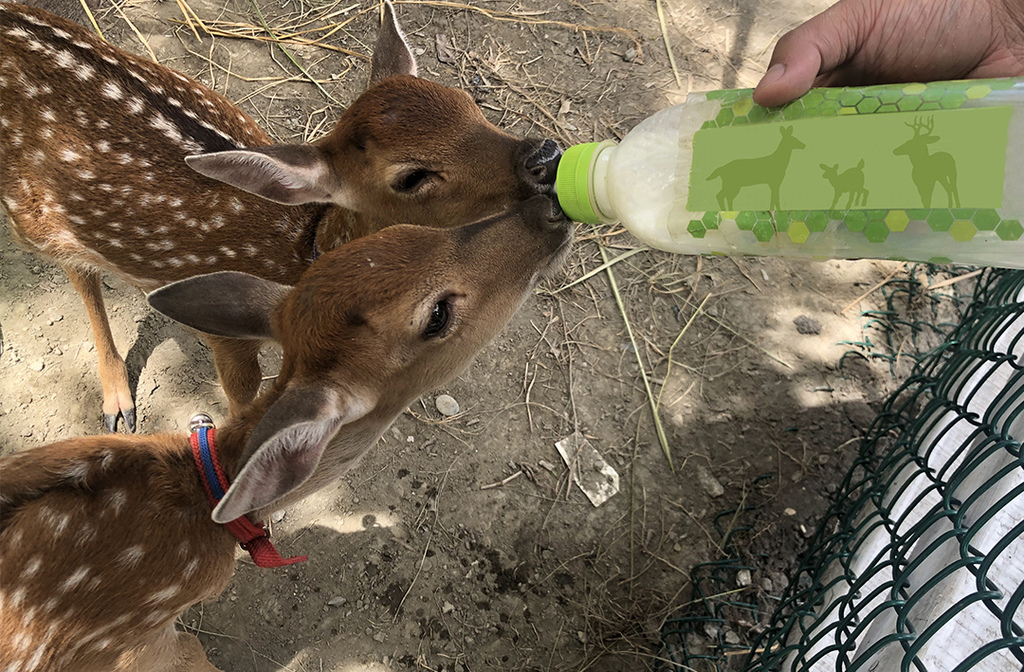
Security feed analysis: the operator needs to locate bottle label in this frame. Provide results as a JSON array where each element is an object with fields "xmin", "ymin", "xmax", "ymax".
[{"xmin": 686, "ymin": 106, "xmax": 1011, "ymax": 212}]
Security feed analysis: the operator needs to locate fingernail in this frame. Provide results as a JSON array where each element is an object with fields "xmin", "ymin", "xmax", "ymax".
[{"xmin": 759, "ymin": 63, "xmax": 786, "ymax": 88}]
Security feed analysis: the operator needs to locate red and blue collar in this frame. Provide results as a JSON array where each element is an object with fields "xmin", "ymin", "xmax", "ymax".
[{"xmin": 189, "ymin": 414, "xmax": 306, "ymax": 568}]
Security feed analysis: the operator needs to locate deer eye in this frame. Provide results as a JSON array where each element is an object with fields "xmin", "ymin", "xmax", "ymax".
[
  {"xmin": 392, "ymin": 168, "xmax": 435, "ymax": 194},
  {"xmin": 422, "ymin": 299, "xmax": 451, "ymax": 339}
]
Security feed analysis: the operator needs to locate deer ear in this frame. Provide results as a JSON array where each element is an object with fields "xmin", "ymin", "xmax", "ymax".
[
  {"xmin": 211, "ymin": 385, "xmax": 376, "ymax": 523},
  {"xmin": 186, "ymin": 145, "xmax": 347, "ymax": 206},
  {"xmin": 819, "ymin": 164, "xmax": 828, "ymax": 171},
  {"xmin": 369, "ymin": 0, "xmax": 417, "ymax": 85},
  {"xmin": 147, "ymin": 271, "xmax": 290, "ymax": 339}
]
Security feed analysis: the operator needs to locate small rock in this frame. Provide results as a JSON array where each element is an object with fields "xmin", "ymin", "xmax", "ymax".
[
  {"xmin": 725, "ymin": 631, "xmax": 741, "ymax": 645},
  {"xmin": 761, "ymin": 577, "xmax": 774, "ymax": 593},
  {"xmin": 623, "ymin": 46, "xmax": 637, "ymax": 62},
  {"xmin": 373, "ymin": 631, "xmax": 386, "ymax": 643},
  {"xmin": 21, "ymin": 428, "xmax": 32, "ymax": 438},
  {"xmin": 793, "ymin": 315, "xmax": 822, "ymax": 335},
  {"xmin": 736, "ymin": 569, "xmax": 752, "ymax": 587},
  {"xmin": 271, "ymin": 510, "xmax": 286, "ymax": 523},
  {"xmin": 327, "ymin": 596, "xmax": 347, "ymax": 607},
  {"xmin": 435, "ymin": 394, "xmax": 460, "ymax": 416},
  {"xmin": 784, "ymin": 507, "xmax": 797, "ymax": 516},
  {"xmin": 695, "ymin": 465, "xmax": 724, "ymax": 498},
  {"xmin": 442, "ymin": 601, "xmax": 455, "ymax": 614},
  {"xmin": 28, "ymin": 359, "xmax": 44, "ymax": 372},
  {"xmin": 406, "ymin": 435, "xmax": 415, "ymax": 443}
]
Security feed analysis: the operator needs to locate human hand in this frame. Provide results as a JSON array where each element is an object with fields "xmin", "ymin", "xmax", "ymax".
[{"xmin": 752, "ymin": 0, "xmax": 1024, "ymax": 107}]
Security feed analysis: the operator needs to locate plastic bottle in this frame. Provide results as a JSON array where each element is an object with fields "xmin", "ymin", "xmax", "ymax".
[{"xmin": 555, "ymin": 78, "xmax": 1024, "ymax": 268}]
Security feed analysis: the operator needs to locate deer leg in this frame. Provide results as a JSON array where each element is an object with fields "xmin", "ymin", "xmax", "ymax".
[
  {"xmin": 202, "ymin": 333, "xmax": 264, "ymax": 417},
  {"xmin": 117, "ymin": 624, "xmax": 220, "ymax": 672},
  {"xmin": 63, "ymin": 265, "xmax": 135, "ymax": 433}
]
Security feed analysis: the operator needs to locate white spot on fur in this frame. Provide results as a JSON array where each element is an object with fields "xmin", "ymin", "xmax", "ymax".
[
  {"xmin": 230, "ymin": 198, "xmax": 245, "ymax": 213},
  {"xmin": 76, "ymin": 169, "xmax": 95, "ymax": 180},
  {"xmin": 59, "ymin": 566, "xmax": 90, "ymax": 593},
  {"xmin": 242, "ymin": 243, "xmax": 258, "ymax": 257},
  {"xmin": 105, "ymin": 489, "xmax": 127, "ymax": 514},
  {"xmin": 53, "ymin": 512, "xmax": 71, "ymax": 536},
  {"xmin": 150, "ymin": 112, "xmax": 183, "ymax": 144},
  {"xmin": 76, "ymin": 520, "xmax": 97, "ymax": 545},
  {"xmin": 40, "ymin": 109, "xmax": 56, "ymax": 122},
  {"xmin": 59, "ymin": 148, "xmax": 81, "ymax": 162},
  {"xmin": 147, "ymin": 585, "xmax": 181, "ymax": 603},
  {"xmin": 25, "ymin": 643, "xmax": 46, "ymax": 671},
  {"xmin": 75, "ymin": 63, "xmax": 95, "ymax": 80},
  {"xmin": 117, "ymin": 545, "xmax": 145, "ymax": 567},
  {"xmin": 50, "ymin": 26, "xmax": 71, "ymax": 39},
  {"xmin": 146, "ymin": 240, "xmax": 175, "ymax": 252},
  {"xmin": 52, "ymin": 49, "xmax": 76, "ymax": 69},
  {"xmin": 167, "ymin": 257, "xmax": 183, "ymax": 268},
  {"xmin": 63, "ymin": 459, "xmax": 89, "ymax": 482},
  {"xmin": 22, "ymin": 557, "xmax": 42, "ymax": 579},
  {"xmin": 101, "ymin": 80, "xmax": 123, "ymax": 100},
  {"xmin": 126, "ymin": 97, "xmax": 144, "ymax": 115},
  {"xmin": 72, "ymin": 39, "xmax": 93, "ymax": 50},
  {"xmin": 11, "ymin": 586, "xmax": 26, "ymax": 608},
  {"xmin": 219, "ymin": 247, "xmax": 237, "ymax": 258},
  {"xmin": 115, "ymin": 153, "xmax": 132, "ymax": 165},
  {"xmin": 5, "ymin": 26, "xmax": 30, "ymax": 40}
]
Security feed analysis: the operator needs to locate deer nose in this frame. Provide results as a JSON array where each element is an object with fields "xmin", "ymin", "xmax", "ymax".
[{"xmin": 523, "ymin": 139, "xmax": 562, "ymax": 186}]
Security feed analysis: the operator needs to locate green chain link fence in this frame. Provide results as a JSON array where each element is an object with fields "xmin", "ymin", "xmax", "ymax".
[{"xmin": 661, "ymin": 267, "xmax": 1024, "ymax": 671}]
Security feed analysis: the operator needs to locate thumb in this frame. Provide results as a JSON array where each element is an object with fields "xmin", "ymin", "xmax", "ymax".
[{"xmin": 752, "ymin": 2, "xmax": 861, "ymax": 107}]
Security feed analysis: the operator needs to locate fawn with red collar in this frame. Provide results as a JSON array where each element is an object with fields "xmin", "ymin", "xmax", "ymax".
[
  {"xmin": 0, "ymin": 195, "xmax": 571, "ymax": 672},
  {"xmin": 0, "ymin": 1, "xmax": 562, "ymax": 432}
]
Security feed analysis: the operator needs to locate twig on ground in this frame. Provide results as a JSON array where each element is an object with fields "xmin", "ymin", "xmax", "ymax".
[{"xmin": 841, "ymin": 262, "xmax": 907, "ymax": 313}]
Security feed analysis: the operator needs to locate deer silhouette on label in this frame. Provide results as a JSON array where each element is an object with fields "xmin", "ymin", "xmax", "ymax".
[
  {"xmin": 706, "ymin": 125, "xmax": 805, "ymax": 210},
  {"xmin": 821, "ymin": 160, "xmax": 869, "ymax": 209},
  {"xmin": 893, "ymin": 116, "xmax": 960, "ymax": 208}
]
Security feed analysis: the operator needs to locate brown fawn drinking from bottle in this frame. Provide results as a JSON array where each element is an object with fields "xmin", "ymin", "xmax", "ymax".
[
  {"xmin": 0, "ymin": 1, "xmax": 562, "ymax": 432},
  {"xmin": 0, "ymin": 194, "xmax": 572, "ymax": 672}
]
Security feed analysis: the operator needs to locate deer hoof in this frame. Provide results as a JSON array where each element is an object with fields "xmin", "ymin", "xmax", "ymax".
[
  {"xmin": 123, "ymin": 407, "xmax": 137, "ymax": 433},
  {"xmin": 104, "ymin": 407, "xmax": 137, "ymax": 433}
]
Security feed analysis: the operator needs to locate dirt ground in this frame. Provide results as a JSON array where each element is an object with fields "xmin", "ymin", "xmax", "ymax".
[{"xmin": 0, "ymin": 0, "xmax": 976, "ymax": 670}]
